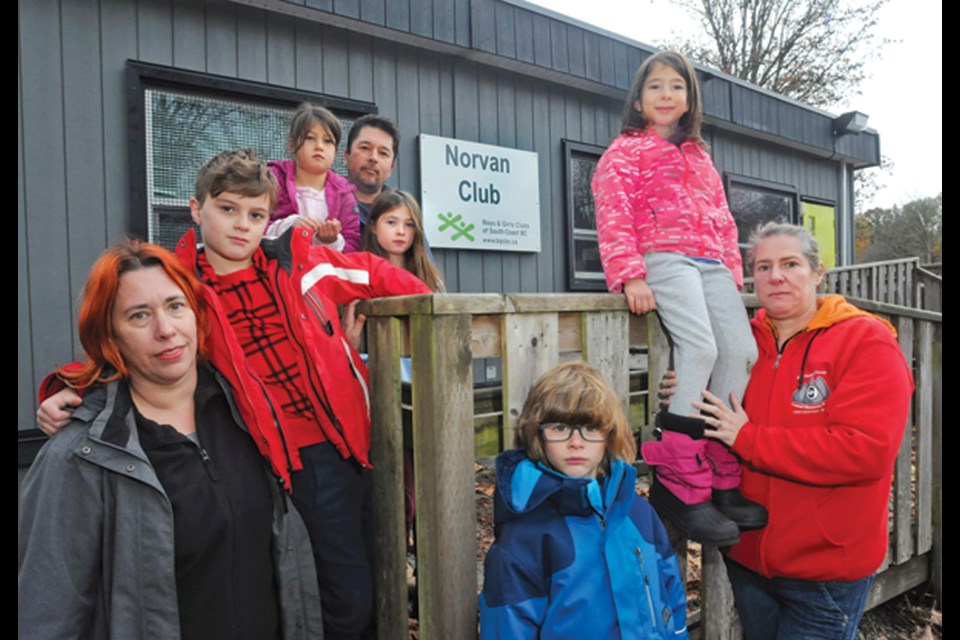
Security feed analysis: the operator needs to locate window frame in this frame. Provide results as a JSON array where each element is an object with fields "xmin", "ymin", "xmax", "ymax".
[
  {"xmin": 125, "ymin": 61, "xmax": 377, "ymax": 242},
  {"xmin": 562, "ymin": 139, "xmax": 609, "ymax": 291},
  {"xmin": 723, "ymin": 174, "xmax": 800, "ymax": 236}
]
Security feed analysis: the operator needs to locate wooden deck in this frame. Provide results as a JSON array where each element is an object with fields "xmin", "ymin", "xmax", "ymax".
[
  {"xmin": 823, "ymin": 257, "xmax": 942, "ymax": 312},
  {"xmin": 360, "ymin": 292, "xmax": 942, "ymax": 639}
]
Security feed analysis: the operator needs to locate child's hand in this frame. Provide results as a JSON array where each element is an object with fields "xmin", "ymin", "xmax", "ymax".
[
  {"xmin": 313, "ymin": 220, "xmax": 342, "ymax": 244},
  {"xmin": 623, "ymin": 278, "xmax": 657, "ymax": 314},
  {"xmin": 341, "ymin": 300, "xmax": 366, "ymax": 351},
  {"xmin": 657, "ymin": 370, "xmax": 677, "ymax": 411},
  {"xmin": 37, "ymin": 388, "xmax": 81, "ymax": 436},
  {"xmin": 293, "ymin": 216, "xmax": 321, "ymax": 233},
  {"xmin": 292, "ymin": 218, "xmax": 342, "ymax": 244}
]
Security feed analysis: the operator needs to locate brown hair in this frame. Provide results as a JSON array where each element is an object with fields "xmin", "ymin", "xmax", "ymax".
[
  {"xmin": 193, "ymin": 148, "xmax": 277, "ymax": 212},
  {"xmin": 58, "ymin": 238, "xmax": 210, "ymax": 388},
  {"xmin": 362, "ymin": 190, "xmax": 444, "ymax": 292},
  {"xmin": 288, "ymin": 102, "xmax": 342, "ymax": 154},
  {"xmin": 622, "ymin": 50, "xmax": 704, "ymax": 145},
  {"xmin": 515, "ymin": 361, "xmax": 636, "ymax": 478}
]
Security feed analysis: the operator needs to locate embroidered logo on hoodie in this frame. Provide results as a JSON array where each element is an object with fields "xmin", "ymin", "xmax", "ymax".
[{"xmin": 792, "ymin": 374, "xmax": 830, "ymax": 410}]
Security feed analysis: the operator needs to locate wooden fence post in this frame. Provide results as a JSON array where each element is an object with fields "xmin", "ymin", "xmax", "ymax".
[
  {"xmin": 916, "ymin": 321, "xmax": 934, "ymax": 557},
  {"xmin": 701, "ymin": 547, "xmax": 742, "ymax": 640},
  {"xmin": 893, "ymin": 317, "xmax": 915, "ymax": 565},
  {"xmin": 930, "ymin": 322, "xmax": 942, "ymax": 608},
  {"xmin": 410, "ymin": 312, "xmax": 477, "ymax": 639},
  {"xmin": 368, "ymin": 316, "xmax": 410, "ymax": 639}
]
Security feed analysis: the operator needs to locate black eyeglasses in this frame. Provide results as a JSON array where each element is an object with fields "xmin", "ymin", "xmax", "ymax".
[{"xmin": 538, "ymin": 423, "xmax": 609, "ymax": 442}]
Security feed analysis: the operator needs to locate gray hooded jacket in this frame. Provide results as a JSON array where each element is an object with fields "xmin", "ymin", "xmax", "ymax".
[{"xmin": 18, "ymin": 371, "xmax": 323, "ymax": 640}]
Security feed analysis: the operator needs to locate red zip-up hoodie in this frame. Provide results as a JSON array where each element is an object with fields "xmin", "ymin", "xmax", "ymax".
[{"xmin": 727, "ymin": 295, "xmax": 913, "ymax": 581}]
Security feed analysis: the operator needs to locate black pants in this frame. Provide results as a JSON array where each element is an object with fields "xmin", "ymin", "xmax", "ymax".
[{"xmin": 290, "ymin": 442, "xmax": 374, "ymax": 639}]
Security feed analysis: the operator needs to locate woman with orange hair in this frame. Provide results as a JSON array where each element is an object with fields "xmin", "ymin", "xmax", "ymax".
[{"xmin": 18, "ymin": 240, "xmax": 322, "ymax": 640}]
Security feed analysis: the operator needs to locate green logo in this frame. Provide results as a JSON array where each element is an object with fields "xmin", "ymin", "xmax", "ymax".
[{"xmin": 438, "ymin": 212, "xmax": 475, "ymax": 242}]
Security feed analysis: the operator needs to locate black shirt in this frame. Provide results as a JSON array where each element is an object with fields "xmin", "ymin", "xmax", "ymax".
[{"xmin": 128, "ymin": 365, "xmax": 280, "ymax": 640}]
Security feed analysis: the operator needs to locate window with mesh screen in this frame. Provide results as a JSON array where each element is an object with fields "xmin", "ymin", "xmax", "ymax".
[
  {"xmin": 143, "ymin": 87, "xmax": 358, "ymax": 249},
  {"xmin": 726, "ymin": 177, "xmax": 798, "ymax": 249}
]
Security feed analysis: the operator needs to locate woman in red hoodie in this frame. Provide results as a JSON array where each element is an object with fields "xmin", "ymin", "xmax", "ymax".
[{"xmin": 695, "ymin": 223, "xmax": 913, "ymax": 640}]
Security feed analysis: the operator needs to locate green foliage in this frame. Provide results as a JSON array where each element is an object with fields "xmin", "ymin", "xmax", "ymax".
[
  {"xmin": 856, "ymin": 193, "xmax": 942, "ymax": 263},
  {"xmin": 671, "ymin": 0, "xmax": 890, "ymax": 108}
]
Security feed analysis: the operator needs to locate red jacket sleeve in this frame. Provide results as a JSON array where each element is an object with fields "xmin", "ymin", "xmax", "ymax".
[
  {"xmin": 733, "ymin": 321, "xmax": 913, "ymax": 486},
  {"xmin": 296, "ymin": 237, "xmax": 432, "ymax": 304},
  {"xmin": 38, "ymin": 363, "xmax": 84, "ymax": 403}
]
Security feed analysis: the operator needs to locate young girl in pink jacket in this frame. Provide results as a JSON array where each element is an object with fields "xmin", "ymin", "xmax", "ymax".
[
  {"xmin": 591, "ymin": 50, "xmax": 763, "ymax": 546},
  {"xmin": 265, "ymin": 102, "xmax": 361, "ymax": 252}
]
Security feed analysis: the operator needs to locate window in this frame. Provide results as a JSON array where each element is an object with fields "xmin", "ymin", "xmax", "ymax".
[
  {"xmin": 725, "ymin": 176, "xmax": 799, "ymax": 250},
  {"xmin": 127, "ymin": 62, "xmax": 375, "ymax": 248},
  {"xmin": 563, "ymin": 140, "xmax": 608, "ymax": 291}
]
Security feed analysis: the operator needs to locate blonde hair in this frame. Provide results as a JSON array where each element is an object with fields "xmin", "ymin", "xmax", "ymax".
[
  {"xmin": 362, "ymin": 190, "xmax": 444, "ymax": 292},
  {"xmin": 515, "ymin": 362, "xmax": 636, "ymax": 478}
]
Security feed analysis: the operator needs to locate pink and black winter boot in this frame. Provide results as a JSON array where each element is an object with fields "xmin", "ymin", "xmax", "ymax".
[
  {"xmin": 704, "ymin": 438, "xmax": 767, "ymax": 530},
  {"xmin": 642, "ymin": 411, "xmax": 740, "ymax": 546}
]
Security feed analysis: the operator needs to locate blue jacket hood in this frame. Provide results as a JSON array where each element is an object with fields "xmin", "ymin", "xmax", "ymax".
[{"xmin": 493, "ymin": 449, "xmax": 635, "ymax": 529}]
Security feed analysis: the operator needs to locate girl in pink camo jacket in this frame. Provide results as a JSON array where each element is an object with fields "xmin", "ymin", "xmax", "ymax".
[{"xmin": 591, "ymin": 50, "xmax": 762, "ymax": 546}]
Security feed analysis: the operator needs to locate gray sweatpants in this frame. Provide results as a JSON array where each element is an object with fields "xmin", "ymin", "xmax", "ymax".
[{"xmin": 645, "ymin": 252, "xmax": 757, "ymax": 415}]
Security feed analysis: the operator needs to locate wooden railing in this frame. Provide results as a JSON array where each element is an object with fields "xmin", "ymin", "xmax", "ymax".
[
  {"xmin": 360, "ymin": 293, "xmax": 941, "ymax": 639},
  {"xmin": 823, "ymin": 257, "xmax": 942, "ymax": 312}
]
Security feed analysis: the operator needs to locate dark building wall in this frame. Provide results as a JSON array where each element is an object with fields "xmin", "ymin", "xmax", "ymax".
[
  {"xmin": 709, "ymin": 129, "xmax": 839, "ymax": 202},
  {"xmin": 17, "ymin": 0, "xmax": 854, "ymax": 431}
]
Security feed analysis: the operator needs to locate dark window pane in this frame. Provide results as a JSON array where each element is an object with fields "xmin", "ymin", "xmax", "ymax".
[
  {"xmin": 571, "ymin": 151, "xmax": 599, "ymax": 231},
  {"xmin": 728, "ymin": 182, "xmax": 795, "ymax": 246}
]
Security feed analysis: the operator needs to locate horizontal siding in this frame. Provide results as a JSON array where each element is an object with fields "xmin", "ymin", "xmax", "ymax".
[
  {"xmin": 274, "ymin": 0, "xmax": 877, "ymax": 163},
  {"xmin": 710, "ymin": 128, "xmax": 839, "ymax": 203},
  {"xmin": 730, "ymin": 83, "xmax": 841, "ymax": 152},
  {"xmin": 18, "ymin": 0, "xmax": 856, "ymax": 432},
  {"xmin": 294, "ymin": 0, "xmax": 470, "ymax": 46}
]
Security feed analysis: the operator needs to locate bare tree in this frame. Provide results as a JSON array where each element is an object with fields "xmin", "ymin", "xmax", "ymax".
[
  {"xmin": 857, "ymin": 193, "xmax": 942, "ymax": 263},
  {"xmin": 672, "ymin": 0, "xmax": 889, "ymax": 108},
  {"xmin": 854, "ymin": 155, "xmax": 894, "ymax": 214}
]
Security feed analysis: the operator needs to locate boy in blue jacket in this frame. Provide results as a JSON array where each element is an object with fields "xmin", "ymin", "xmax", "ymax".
[{"xmin": 480, "ymin": 362, "xmax": 688, "ymax": 639}]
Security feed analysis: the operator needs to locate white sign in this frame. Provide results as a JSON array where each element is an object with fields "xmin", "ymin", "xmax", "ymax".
[{"xmin": 419, "ymin": 134, "xmax": 541, "ymax": 252}]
